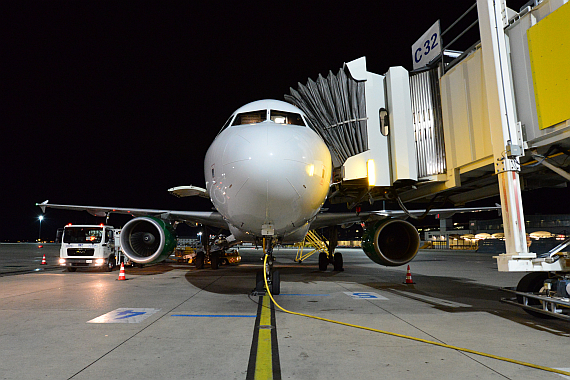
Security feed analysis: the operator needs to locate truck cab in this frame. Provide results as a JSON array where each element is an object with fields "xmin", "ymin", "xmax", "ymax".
[{"xmin": 59, "ymin": 224, "xmax": 120, "ymax": 272}]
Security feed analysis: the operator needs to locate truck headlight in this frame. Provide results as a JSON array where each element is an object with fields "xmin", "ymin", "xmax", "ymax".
[
  {"xmin": 59, "ymin": 258, "xmax": 66, "ymax": 265},
  {"xmin": 95, "ymin": 258, "xmax": 105, "ymax": 265}
]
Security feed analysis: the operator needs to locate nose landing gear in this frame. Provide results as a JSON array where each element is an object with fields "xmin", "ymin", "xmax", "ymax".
[{"xmin": 255, "ymin": 238, "xmax": 281, "ymax": 295}]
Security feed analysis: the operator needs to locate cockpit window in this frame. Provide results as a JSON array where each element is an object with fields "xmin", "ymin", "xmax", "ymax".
[
  {"xmin": 270, "ymin": 110, "xmax": 305, "ymax": 126},
  {"xmin": 231, "ymin": 110, "xmax": 267, "ymax": 126}
]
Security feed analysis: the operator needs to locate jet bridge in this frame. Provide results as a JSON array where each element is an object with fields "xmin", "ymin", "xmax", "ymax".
[{"xmin": 286, "ymin": 0, "xmax": 570, "ymax": 275}]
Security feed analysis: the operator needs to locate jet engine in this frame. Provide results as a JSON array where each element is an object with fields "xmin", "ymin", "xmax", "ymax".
[
  {"xmin": 361, "ymin": 219, "xmax": 420, "ymax": 266},
  {"xmin": 120, "ymin": 216, "xmax": 176, "ymax": 264}
]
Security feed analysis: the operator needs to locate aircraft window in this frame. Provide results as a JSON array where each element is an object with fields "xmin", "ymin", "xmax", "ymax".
[
  {"xmin": 232, "ymin": 110, "xmax": 267, "ymax": 126},
  {"xmin": 270, "ymin": 110, "xmax": 305, "ymax": 126}
]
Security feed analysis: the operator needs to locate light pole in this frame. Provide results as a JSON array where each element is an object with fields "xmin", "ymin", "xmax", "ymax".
[{"xmin": 38, "ymin": 215, "xmax": 43, "ymax": 242}]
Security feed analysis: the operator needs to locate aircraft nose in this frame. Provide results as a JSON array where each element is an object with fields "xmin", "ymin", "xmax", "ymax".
[
  {"xmin": 220, "ymin": 123, "xmax": 324, "ymax": 229},
  {"xmin": 245, "ymin": 125, "xmax": 305, "ymax": 197}
]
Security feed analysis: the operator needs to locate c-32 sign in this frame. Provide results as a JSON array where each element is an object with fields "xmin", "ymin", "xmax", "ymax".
[{"xmin": 411, "ymin": 20, "xmax": 441, "ymax": 70}]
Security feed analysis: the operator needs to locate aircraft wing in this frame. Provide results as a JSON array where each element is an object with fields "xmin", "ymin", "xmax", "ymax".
[
  {"xmin": 36, "ymin": 200, "xmax": 229, "ymax": 229},
  {"xmin": 309, "ymin": 205, "xmax": 500, "ymax": 230}
]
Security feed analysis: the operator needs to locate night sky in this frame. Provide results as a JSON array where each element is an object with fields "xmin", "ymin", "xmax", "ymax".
[{"xmin": 3, "ymin": 0, "xmax": 562, "ymax": 242}]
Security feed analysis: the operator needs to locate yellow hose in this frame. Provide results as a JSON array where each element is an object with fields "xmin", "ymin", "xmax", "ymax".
[{"xmin": 262, "ymin": 255, "xmax": 570, "ymax": 377}]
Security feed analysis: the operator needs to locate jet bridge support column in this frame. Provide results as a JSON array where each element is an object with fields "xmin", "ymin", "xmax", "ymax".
[{"xmin": 477, "ymin": 0, "xmax": 532, "ymax": 264}]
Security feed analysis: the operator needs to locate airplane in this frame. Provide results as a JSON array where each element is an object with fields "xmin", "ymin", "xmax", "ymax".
[{"xmin": 38, "ymin": 99, "xmax": 499, "ymax": 294}]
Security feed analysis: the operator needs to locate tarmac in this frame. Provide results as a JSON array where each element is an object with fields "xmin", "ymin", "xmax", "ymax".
[{"xmin": 1, "ymin": 243, "xmax": 570, "ymax": 379}]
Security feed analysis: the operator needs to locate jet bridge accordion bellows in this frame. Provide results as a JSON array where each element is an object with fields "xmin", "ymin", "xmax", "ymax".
[
  {"xmin": 409, "ymin": 68, "xmax": 446, "ymax": 177},
  {"xmin": 285, "ymin": 67, "xmax": 368, "ymax": 168}
]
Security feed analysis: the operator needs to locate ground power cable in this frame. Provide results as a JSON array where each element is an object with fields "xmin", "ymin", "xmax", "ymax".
[{"xmin": 261, "ymin": 255, "xmax": 570, "ymax": 377}]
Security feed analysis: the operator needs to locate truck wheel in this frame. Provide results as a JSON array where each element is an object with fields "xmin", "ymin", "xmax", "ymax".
[
  {"xmin": 67, "ymin": 267, "xmax": 77, "ymax": 272},
  {"xmin": 105, "ymin": 256, "xmax": 115, "ymax": 272}
]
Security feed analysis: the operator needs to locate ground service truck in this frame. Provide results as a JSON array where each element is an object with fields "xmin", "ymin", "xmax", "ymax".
[{"xmin": 59, "ymin": 224, "xmax": 121, "ymax": 272}]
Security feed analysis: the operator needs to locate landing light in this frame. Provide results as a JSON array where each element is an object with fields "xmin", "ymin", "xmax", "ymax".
[
  {"xmin": 367, "ymin": 159, "xmax": 376, "ymax": 186},
  {"xmin": 307, "ymin": 164, "xmax": 314, "ymax": 177}
]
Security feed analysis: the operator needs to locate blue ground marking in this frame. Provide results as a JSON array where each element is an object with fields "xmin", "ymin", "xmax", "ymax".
[
  {"xmin": 116, "ymin": 310, "xmax": 146, "ymax": 319},
  {"xmin": 171, "ymin": 314, "xmax": 257, "ymax": 318}
]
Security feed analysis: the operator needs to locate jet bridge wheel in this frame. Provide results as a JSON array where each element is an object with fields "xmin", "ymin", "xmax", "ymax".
[
  {"xmin": 516, "ymin": 272, "xmax": 553, "ymax": 319},
  {"xmin": 318, "ymin": 252, "xmax": 328, "ymax": 271}
]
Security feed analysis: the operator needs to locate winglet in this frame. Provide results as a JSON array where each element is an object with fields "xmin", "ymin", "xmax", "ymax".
[{"xmin": 37, "ymin": 200, "xmax": 49, "ymax": 213}]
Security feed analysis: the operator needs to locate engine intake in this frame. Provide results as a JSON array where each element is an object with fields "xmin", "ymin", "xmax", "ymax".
[
  {"xmin": 120, "ymin": 216, "xmax": 176, "ymax": 264},
  {"xmin": 362, "ymin": 219, "xmax": 420, "ymax": 266}
]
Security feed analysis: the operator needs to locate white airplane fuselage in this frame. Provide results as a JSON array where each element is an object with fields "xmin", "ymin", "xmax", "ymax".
[{"xmin": 204, "ymin": 100, "xmax": 332, "ymax": 243}]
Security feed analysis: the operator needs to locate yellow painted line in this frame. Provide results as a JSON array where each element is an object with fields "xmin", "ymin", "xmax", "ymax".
[{"xmin": 254, "ymin": 296, "xmax": 273, "ymax": 380}]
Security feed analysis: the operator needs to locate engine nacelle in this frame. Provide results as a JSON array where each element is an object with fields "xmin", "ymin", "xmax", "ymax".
[
  {"xmin": 120, "ymin": 216, "xmax": 176, "ymax": 264},
  {"xmin": 362, "ymin": 219, "xmax": 420, "ymax": 266}
]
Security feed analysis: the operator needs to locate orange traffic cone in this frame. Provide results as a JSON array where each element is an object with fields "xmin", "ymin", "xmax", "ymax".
[
  {"xmin": 41, "ymin": 254, "xmax": 47, "ymax": 265},
  {"xmin": 403, "ymin": 265, "xmax": 415, "ymax": 284},
  {"xmin": 117, "ymin": 262, "xmax": 126, "ymax": 281}
]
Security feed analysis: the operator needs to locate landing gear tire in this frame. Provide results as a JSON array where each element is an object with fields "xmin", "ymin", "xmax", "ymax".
[
  {"xmin": 516, "ymin": 272, "xmax": 552, "ymax": 319},
  {"xmin": 255, "ymin": 270, "xmax": 280, "ymax": 294},
  {"xmin": 333, "ymin": 252, "xmax": 344, "ymax": 272},
  {"xmin": 195, "ymin": 251, "xmax": 205, "ymax": 269},
  {"xmin": 318, "ymin": 252, "xmax": 328, "ymax": 271},
  {"xmin": 256, "ymin": 270, "xmax": 265, "ymax": 292},
  {"xmin": 271, "ymin": 270, "xmax": 281, "ymax": 295},
  {"xmin": 210, "ymin": 253, "xmax": 219, "ymax": 270},
  {"xmin": 67, "ymin": 267, "xmax": 77, "ymax": 272},
  {"xmin": 105, "ymin": 255, "xmax": 115, "ymax": 272}
]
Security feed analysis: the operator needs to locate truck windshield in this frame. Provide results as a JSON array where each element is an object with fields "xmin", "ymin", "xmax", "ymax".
[{"xmin": 63, "ymin": 227, "xmax": 103, "ymax": 244}]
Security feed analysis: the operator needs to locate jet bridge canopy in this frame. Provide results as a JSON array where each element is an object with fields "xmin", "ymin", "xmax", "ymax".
[
  {"xmin": 287, "ymin": 58, "xmax": 418, "ymax": 194},
  {"xmin": 285, "ymin": 67, "xmax": 368, "ymax": 168}
]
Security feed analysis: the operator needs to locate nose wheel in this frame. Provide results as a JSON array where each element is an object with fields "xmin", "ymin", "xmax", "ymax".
[{"xmin": 255, "ymin": 238, "xmax": 281, "ymax": 295}]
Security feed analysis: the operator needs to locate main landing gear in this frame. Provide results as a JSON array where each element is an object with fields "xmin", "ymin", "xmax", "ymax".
[
  {"xmin": 319, "ymin": 226, "xmax": 343, "ymax": 272},
  {"xmin": 318, "ymin": 251, "xmax": 344, "ymax": 272},
  {"xmin": 255, "ymin": 238, "xmax": 280, "ymax": 295}
]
